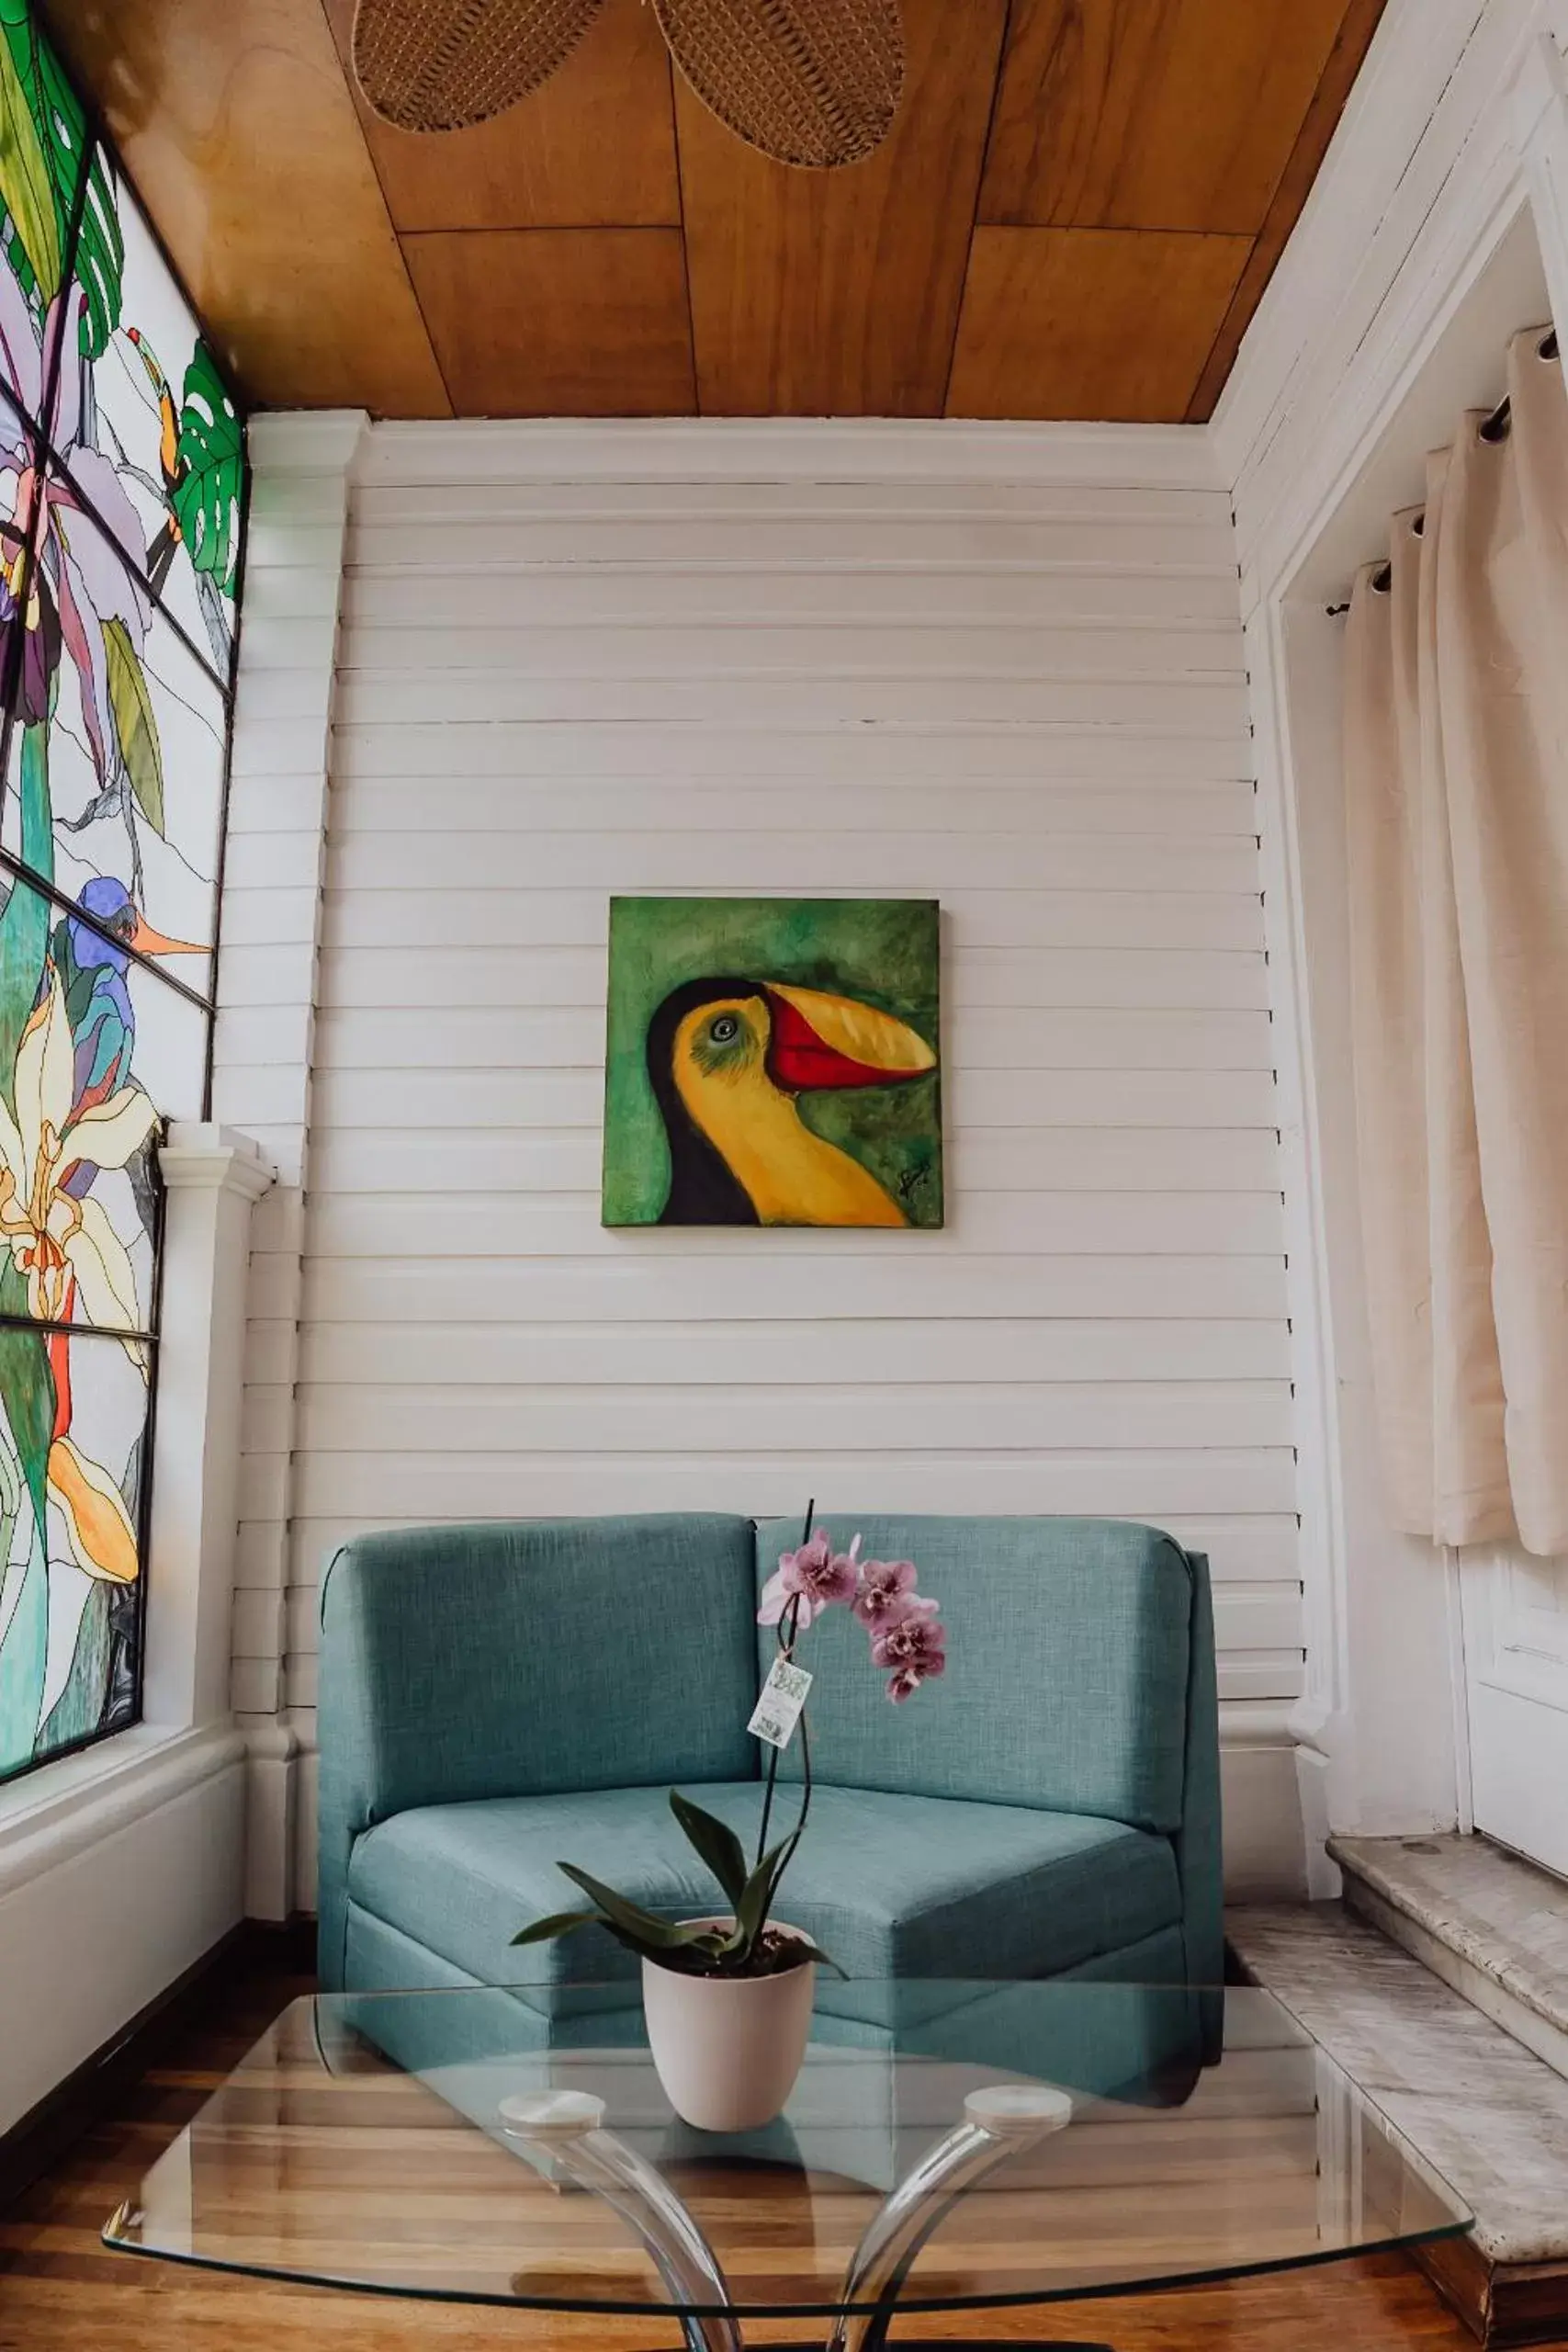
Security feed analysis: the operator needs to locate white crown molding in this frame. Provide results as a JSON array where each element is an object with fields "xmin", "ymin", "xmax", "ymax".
[
  {"xmin": 159, "ymin": 1122, "xmax": 275, "ymax": 1202},
  {"xmin": 1213, "ymin": 0, "xmax": 1547, "ymax": 598},
  {"xmin": 246, "ymin": 408, "xmax": 370, "ymax": 479},
  {"xmin": 355, "ymin": 414, "xmax": 1224, "ymax": 492}
]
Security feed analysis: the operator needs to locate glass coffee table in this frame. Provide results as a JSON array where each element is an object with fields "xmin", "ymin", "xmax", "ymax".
[{"xmin": 104, "ymin": 1979, "xmax": 1470, "ymax": 2350}]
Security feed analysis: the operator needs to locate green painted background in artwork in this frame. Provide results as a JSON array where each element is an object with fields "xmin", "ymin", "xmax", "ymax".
[{"xmin": 603, "ymin": 897, "xmax": 942, "ymax": 1227}]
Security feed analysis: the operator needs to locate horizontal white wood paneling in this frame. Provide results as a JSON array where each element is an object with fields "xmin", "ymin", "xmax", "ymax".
[
  {"xmin": 285, "ymin": 430, "xmax": 1301, "ymax": 1896},
  {"xmin": 322, "ymin": 887, "xmax": 1267, "ymax": 952},
  {"xmin": 309, "ymin": 1125, "xmax": 1282, "ymax": 1191},
  {"xmin": 327, "ymin": 784, "xmax": 1261, "ymax": 839},
  {"xmin": 310, "ymin": 1068, "xmax": 1279, "ymax": 1130},
  {"xmin": 304, "ymin": 1193, "xmax": 1285, "ymax": 1255},
  {"xmin": 304, "ymin": 1256, "xmax": 1289, "ymax": 1321},
  {"xmin": 332, "ymin": 727, "xmax": 1251, "ymax": 785},
  {"xmin": 347, "ymin": 568, "xmax": 1247, "ymax": 628},
  {"xmin": 287, "ymin": 1381, "xmax": 1294, "ymax": 1455},
  {"xmin": 296, "ymin": 1318, "xmax": 1292, "ymax": 1383},
  {"xmin": 310, "ymin": 1007, "xmax": 1272, "ymax": 1071}
]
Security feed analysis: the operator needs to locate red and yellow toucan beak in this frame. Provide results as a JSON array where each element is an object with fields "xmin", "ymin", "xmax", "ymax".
[
  {"xmin": 130, "ymin": 915, "xmax": 203, "ymax": 957},
  {"xmin": 763, "ymin": 983, "xmax": 936, "ymax": 1093}
]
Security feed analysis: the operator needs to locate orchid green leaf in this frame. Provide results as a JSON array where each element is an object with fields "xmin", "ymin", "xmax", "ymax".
[
  {"xmin": 669, "ymin": 1788, "xmax": 749, "ymax": 1908},
  {"xmin": 556, "ymin": 1862, "xmax": 708, "ymax": 1954},
  {"xmin": 508, "ymin": 1908, "xmax": 602, "ymax": 1948},
  {"xmin": 725, "ymin": 1830, "xmax": 797, "ymax": 1958},
  {"xmin": 786, "ymin": 1935, "xmax": 844, "ymax": 1977}
]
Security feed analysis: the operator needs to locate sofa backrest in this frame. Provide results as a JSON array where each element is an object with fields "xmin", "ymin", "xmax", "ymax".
[
  {"xmin": 753, "ymin": 1515, "xmax": 1194, "ymax": 1834},
  {"xmin": 321, "ymin": 1516, "xmax": 759, "ymax": 1826}
]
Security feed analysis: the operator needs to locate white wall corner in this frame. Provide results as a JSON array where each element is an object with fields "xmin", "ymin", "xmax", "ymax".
[
  {"xmin": 239, "ymin": 1713, "xmax": 301, "ymax": 1923},
  {"xmin": 220, "ymin": 405, "xmax": 359, "ymax": 1920}
]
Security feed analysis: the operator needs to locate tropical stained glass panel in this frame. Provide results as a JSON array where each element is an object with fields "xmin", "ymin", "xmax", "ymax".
[
  {"xmin": 2, "ymin": 489, "xmax": 225, "ymax": 964},
  {"xmin": 67, "ymin": 157, "xmax": 241, "ymax": 685},
  {"xmin": 0, "ymin": 0, "xmax": 243, "ymax": 1786},
  {"xmin": 0, "ymin": 1325, "xmax": 149, "ymax": 1781}
]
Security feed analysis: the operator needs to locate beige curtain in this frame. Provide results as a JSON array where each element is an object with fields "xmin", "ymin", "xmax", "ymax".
[{"xmin": 1344, "ymin": 326, "xmax": 1568, "ymax": 1555}]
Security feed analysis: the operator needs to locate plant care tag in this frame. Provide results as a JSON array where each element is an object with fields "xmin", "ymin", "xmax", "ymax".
[{"xmin": 749, "ymin": 1657, "xmax": 813, "ymax": 1749}]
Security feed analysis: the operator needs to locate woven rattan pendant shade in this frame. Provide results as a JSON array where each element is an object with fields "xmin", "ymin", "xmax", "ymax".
[
  {"xmin": 352, "ymin": 0, "xmax": 904, "ymax": 164},
  {"xmin": 656, "ymin": 0, "xmax": 903, "ymax": 169},
  {"xmin": 352, "ymin": 0, "xmax": 607, "ymax": 132}
]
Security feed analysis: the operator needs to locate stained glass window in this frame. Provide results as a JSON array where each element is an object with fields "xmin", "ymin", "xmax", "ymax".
[{"xmin": 0, "ymin": 1, "xmax": 245, "ymax": 1782}]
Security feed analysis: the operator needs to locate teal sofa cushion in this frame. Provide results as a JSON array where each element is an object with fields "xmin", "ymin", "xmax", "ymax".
[
  {"xmin": 755, "ymin": 1515, "xmax": 1192, "ymax": 1833},
  {"xmin": 317, "ymin": 1515, "xmax": 759, "ymax": 1984},
  {"xmin": 344, "ymin": 1781, "xmax": 1181, "ymax": 1994}
]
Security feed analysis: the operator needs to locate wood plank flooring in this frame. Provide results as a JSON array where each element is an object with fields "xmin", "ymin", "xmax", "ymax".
[{"xmin": 0, "ymin": 1943, "xmax": 1550, "ymax": 2351}]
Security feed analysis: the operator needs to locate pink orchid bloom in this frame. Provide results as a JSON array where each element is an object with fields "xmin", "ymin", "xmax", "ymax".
[
  {"xmin": 757, "ymin": 1528, "xmax": 862, "ymax": 1631},
  {"xmin": 852, "ymin": 1555, "xmax": 927, "ymax": 1630},
  {"xmin": 872, "ymin": 1609, "xmax": 947, "ymax": 1702}
]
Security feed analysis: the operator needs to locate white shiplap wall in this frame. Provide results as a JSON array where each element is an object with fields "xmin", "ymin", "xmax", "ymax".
[{"xmin": 255, "ymin": 421, "xmax": 1303, "ymax": 1898}]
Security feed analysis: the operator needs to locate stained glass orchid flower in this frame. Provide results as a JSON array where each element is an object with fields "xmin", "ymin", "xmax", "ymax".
[
  {"xmin": 0, "ymin": 965, "xmax": 155, "ymax": 1353},
  {"xmin": 0, "ymin": 275, "xmax": 151, "ymax": 762}
]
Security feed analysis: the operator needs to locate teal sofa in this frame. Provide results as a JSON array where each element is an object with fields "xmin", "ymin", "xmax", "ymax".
[{"xmin": 316, "ymin": 1513, "xmax": 1221, "ymax": 2017}]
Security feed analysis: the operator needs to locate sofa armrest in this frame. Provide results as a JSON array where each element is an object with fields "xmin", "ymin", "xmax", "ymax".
[{"xmin": 1174, "ymin": 1549, "xmax": 1224, "ymax": 2050}]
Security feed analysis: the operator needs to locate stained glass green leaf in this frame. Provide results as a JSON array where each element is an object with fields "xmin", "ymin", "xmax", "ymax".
[
  {"xmin": 71, "ymin": 145, "xmax": 124, "ymax": 360},
  {"xmin": 4, "ymin": 488, "xmax": 225, "ymax": 954},
  {"xmin": 102, "ymin": 612, "xmax": 165, "ymax": 835},
  {"xmin": 0, "ymin": 25, "xmax": 59, "ymax": 304},
  {"xmin": 172, "ymin": 341, "xmax": 241, "ymax": 600},
  {"xmin": 0, "ymin": 0, "xmax": 85, "ymax": 304},
  {"xmin": 0, "ymin": 1327, "xmax": 149, "ymax": 1781}
]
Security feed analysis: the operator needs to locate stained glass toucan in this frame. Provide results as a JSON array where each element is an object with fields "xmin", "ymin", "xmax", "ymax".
[
  {"xmin": 51, "ymin": 876, "xmax": 199, "ymax": 1143},
  {"xmin": 121, "ymin": 330, "xmax": 231, "ymax": 672},
  {"xmin": 122, "ymin": 330, "xmax": 182, "ymax": 596},
  {"xmin": 645, "ymin": 976, "xmax": 936, "ymax": 1227}
]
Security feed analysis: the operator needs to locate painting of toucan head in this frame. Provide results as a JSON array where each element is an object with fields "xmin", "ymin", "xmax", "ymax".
[{"xmin": 604, "ymin": 897, "xmax": 942, "ymax": 1230}]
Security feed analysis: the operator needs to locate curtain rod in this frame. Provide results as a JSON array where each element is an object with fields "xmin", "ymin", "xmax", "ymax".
[{"xmin": 1325, "ymin": 329, "xmax": 1560, "ymax": 615}]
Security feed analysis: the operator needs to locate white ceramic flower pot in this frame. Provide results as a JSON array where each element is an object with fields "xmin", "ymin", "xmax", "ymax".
[{"xmin": 641, "ymin": 1917, "xmax": 816, "ymax": 2132}]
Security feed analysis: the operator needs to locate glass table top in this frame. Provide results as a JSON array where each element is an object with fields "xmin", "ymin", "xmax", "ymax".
[{"xmin": 103, "ymin": 1980, "xmax": 1470, "ymax": 2324}]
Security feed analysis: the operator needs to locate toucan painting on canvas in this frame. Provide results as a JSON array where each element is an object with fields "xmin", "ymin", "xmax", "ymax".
[{"xmin": 603, "ymin": 899, "xmax": 942, "ymax": 1230}]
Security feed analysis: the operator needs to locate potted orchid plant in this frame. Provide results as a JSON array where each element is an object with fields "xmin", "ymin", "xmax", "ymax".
[{"xmin": 513, "ymin": 1509, "xmax": 946, "ymax": 2130}]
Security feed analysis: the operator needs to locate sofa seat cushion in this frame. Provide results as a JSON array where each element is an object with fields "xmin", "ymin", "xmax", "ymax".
[{"xmin": 345, "ymin": 1781, "xmax": 1180, "ymax": 1994}]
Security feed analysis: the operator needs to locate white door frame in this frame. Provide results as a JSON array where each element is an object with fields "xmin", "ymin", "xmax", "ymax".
[{"xmin": 1213, "ymin": 0, "xmax": 1568, "ymax": 1885}]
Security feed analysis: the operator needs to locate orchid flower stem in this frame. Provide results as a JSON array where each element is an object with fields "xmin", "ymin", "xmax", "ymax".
[{"xmin": 753, "ymin": 1498, "xmax": 813, "ymax": 1872}]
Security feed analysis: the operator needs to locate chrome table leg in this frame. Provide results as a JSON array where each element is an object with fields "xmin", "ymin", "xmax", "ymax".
[
  {"xmin": 828, "ymin": 2082, "xmax": 1100, "ymax": 2352},
  {"xmin": 500, "ymin": 2088, "xmax": 742, "ymax": 2352},
  {"xmin": 502, "ymin": 2080, "xmax": 1112, "ymax": 2352}
]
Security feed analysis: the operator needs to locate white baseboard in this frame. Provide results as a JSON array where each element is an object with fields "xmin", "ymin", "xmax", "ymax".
[{"xmin": 0, "ymin": 1726, "xmax": 245, "ymax": 2132}]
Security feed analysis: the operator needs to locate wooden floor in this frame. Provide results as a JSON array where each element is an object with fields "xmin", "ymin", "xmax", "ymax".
[{"xmin": 0, "ymin": 1941, "xmax": 1551, "ymax": 2352}]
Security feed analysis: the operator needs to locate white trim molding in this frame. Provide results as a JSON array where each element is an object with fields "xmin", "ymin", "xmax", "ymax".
[
  {"xmin": 147, "ymin": 1126, "xmax": 272, "ymax": 1732},
  {"xmin": 1217, "ymin": 0, "xmax": 1568, "ymax": 1872},
  {"xmin": 219, "ymin": 407, "xmax": 367, "ymax": 1922},
  {"xmin": 355, "ymin": 415, "xmax": 1221, "ymax": 490}
]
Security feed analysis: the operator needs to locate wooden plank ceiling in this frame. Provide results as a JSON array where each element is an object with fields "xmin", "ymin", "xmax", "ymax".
[{"xmin": 41, "ymin": 0, "xmax": 1386, "ymax": 422}]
